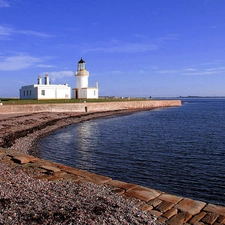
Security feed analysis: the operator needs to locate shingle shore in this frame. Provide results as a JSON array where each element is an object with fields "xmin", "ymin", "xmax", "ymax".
[
  {"xmin": 0, "ymin": 149, "xmax": 161, "ymax": 225},
  {"xmin": 1, "ymin": 110, "xmax": 225, "ymax": 224},
  {"xmin": 0, "ymin": 110, "xmax": 162, "ymax": 225}
]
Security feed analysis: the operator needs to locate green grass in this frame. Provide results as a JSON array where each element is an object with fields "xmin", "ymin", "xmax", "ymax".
[{"xmin": 0, "ymin": 97, "xmax": 150, "ymax": 105}]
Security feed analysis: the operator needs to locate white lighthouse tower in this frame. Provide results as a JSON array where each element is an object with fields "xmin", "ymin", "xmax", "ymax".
[
  {"xmin": 75, "ymin": 58, "xmax": 89, "ymax": 98},
  {"xmin": 73, "ymin": 58, "xmax": 98, "ymax": 99}
]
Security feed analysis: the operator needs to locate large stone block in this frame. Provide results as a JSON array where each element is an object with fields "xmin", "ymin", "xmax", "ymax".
[
  {"xmin": 11, "ymin": 155, "xmax": 39, "ymax": 164},
  {"xmin": 176, "ymin": 198, "xmax": 206, "ymax": 215},
  {"xmin": 158, "ymin": 193, "xmax": 183, "ymax": 204},
  {"xmin": 156, "ymin": 201, "xmax": 174, "ymax": 213},
  {"xmin": 39, "ymin": 165, "xmax": 61, "ymax": 173},
  {"xmin": 107, "ymin": 179, "xmax": 138, "ymax": 191},
  {"xmin": 168, "ymin": 212, "xmax": 192, "ymax": 225},
  {"xmin": 201, "ymin": 212, "xmax": 219, "ymax": 224},
  {"xmin": 125, "ymin": 186, "xmax": 161, "ymax": 202},
  {"xmin": 204, "ymin": 204, "xmax": 225, "ymax": 217},
  {"xmin": 189, "ymin": 211, "xmax": 207, "ymax": 224},
  {"xmin": 163, "ymin": 208, "xmax": 178, "ymax": 219},
  {"xmin": 83, "ymin": 173, "xmax": 111, "ymax": 185}
]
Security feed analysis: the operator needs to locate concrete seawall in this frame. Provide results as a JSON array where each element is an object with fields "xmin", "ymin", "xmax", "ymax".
[{"xmin": 0, "ymin": 100, "xmax": 182, "ymax": 114}]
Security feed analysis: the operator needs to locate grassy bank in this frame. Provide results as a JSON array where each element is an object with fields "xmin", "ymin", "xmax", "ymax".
[{"xmin": 0, "ymin": 97, "xmax": 150, "ymax": 105}]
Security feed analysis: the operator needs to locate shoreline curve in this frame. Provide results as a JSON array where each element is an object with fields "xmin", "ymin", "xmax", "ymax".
[{"xmin": 2, "ymin": 100, "xmax": 225, "ymax": 224}]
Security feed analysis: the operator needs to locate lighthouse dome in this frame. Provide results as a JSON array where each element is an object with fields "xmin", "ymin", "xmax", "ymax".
[{"xmin": 78, "ymin": 58, "xmax": 85, "ymax": 64}]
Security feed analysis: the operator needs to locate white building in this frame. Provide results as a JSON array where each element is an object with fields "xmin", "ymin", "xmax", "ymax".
[
  {"xmin": 73, "ymin": 58, "xmax": 98, "ymax": 99},
  {"xmin": 20, "ymin": 74, "xmax": 71, "ymax": 100}
]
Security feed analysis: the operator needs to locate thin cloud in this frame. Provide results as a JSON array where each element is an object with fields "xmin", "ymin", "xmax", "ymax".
[
  {"xmin": 199, "ymin": 60, "xmax": 225, "ymax": 67},
  {"xmin": 182, "ymin": 67, "xmax": 225, "ymax": 76},
  {"xmin": 0, "ymin": 25, "xmax": 53, "ymax": 39},
  {"xmin": 138, "ymin": 70, "xmax": 147, "ymax": 74},
  {"xmin": 84, "ymin": 41, "xmax": 158, "ymax": 54},
  {"xmin": 183, "ymin": 71, "xmax": 221, "ymax": 76},
  {"xmin": 0, "ymin": 54, "xmax": 41, "ymax": 71},
  {"xmin": 156, "ymin": 34, "xmax": 179, "ymax": 43},
  {"xmin": 0, "ymin": 25, "xmax": 11, "ymax": 35},
  {"xmin": 0, "ymin": 0, "xmax": 9, "ymax": 7},
  {"xmin": 111, "ymin": 70, "xmax": 122, "ymax": 74},
  {"xmin": 0, "ymin": 25, "xmax": 12, "ymax": 39},
  {"xmin": 37, "ymin": 64, "xmax": 55, "ymax": 68},
  {"xmin": 132, "ymin": 34, "xmax": 149, "ymax": 39},
  {"xmin": 83, "ymin": 34, "xmax": 178, "ymax": 54},
  {"xmin": 153, "ymin": 64, "xmax": 225, "ymax": 76},
  {"xmin": 17, "ymin": 30, "xmax": 54, "ymax": 38},
  {"xmin": 157, "ymin": 70, "xmax": 178, "ymax": 74},
  {"xmin": 206, "ymin": 67, "xmax": 225, "ymax": 71},
  {"xmin": 42, "ymin": 71, "xmax": 74, "ymax": 82},
  {"xmin": 183, "ymin": 68, "xmax": 197, "ymax": 72}
]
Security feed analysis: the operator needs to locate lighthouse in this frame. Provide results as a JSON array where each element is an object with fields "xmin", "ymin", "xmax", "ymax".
[
  {"xmin": 75, "ymin": 58, "xmax": 89, "ymax": 98},
  {"xmin": 73, "ymin": 58, "xmax": 99, "ymax": 99}
]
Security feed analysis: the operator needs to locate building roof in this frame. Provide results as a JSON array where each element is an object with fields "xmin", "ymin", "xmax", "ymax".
[{"xmin": 78, "ymin": 57, "xmax": 85, "ymax": 64}]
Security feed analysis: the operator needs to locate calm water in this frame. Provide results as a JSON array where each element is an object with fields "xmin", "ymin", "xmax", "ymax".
[{"xmin": 37, "ymin": 98, "xmax": 225, "ymax": 206}]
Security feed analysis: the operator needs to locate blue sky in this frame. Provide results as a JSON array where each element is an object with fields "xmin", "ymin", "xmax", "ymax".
[{"xmin": 0, "ymin": 0, "xmax": 225, "ymax": 98}]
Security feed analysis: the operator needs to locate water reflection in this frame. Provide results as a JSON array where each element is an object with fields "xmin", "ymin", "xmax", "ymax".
[
  {"xmin": 56, "ymin": 132, "xmax": 74, "ymax": 144},
  {"xmin": 37, "ymin": 99, "xmax": 225, "ymax": 206},
  {"xmin": 73, "ymin": 121, "xmax": 100, "ymax": 165}
]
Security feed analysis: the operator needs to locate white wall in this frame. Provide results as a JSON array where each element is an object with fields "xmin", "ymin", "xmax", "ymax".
[
  {"xmin": 76, "ymin": 76, "xmax": 88, "ymax": 90},
  {"xmin": 20, "ymin": 84, "xmax": 71, "ymax": 100},
  {"xmin": 75, "ymin": 71, "xmax": 89, "ymax": 89},
  {"xmin": 20, "ymin": 85, "xmax": 38, "ymax": 99},
  {"xmin": 87, "ymin": 88, "xmax": 98, "ymax": 99},
  {"xmin": 80, "ymin": 88, "xmax": 87, "ymax": 99},
  {"xmin": 37, "ymin": 85, "xmax": 71, "ymax": 100}
]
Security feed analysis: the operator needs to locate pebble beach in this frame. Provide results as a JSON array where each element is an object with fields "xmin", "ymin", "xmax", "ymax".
[{"xmin": 0, "ymin": 111, "xmax": 161, "ymax": 224}]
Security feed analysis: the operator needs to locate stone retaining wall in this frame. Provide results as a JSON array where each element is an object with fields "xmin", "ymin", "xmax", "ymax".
[
  {"xmin": 1, "ymin": 148, "xmax": 225, "ymax": 225},
  {"xmin": 0, "ymin": 100, "xmax": 182, "ymax": 114}
]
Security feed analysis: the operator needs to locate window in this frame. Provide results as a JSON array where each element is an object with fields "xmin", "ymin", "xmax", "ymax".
[
  {"xmin": 30, "ymin": 90, "xmax": 32, "ymax": 96},
  {"xmin": 41, "ymin": 90, "xmax": 45, "ymax": 96},
  {"xmin": 94, "ymin": 90, "xmax": 96, "ymax": 96},
  {"xmin": 24, "ymin": 91, "xmax": 25, "ymax": 96}
]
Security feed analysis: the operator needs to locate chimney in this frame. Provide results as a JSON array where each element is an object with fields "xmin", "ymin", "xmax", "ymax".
[
  {"xmin": 95, "ymin": 81, "xmax": 98, "ymax": 89},
  {"xmin": 45, "ymin": 74, "xmax": 49, "ymax": 85},
  {"xmin": 37, "ymin": 75, "xmax": 42, "ymax": 85}
]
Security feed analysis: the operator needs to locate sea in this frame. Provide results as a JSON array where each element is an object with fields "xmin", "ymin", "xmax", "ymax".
[{"xmin": 37, "ymin": 98, "xmax": 225, "ymax": 206}]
